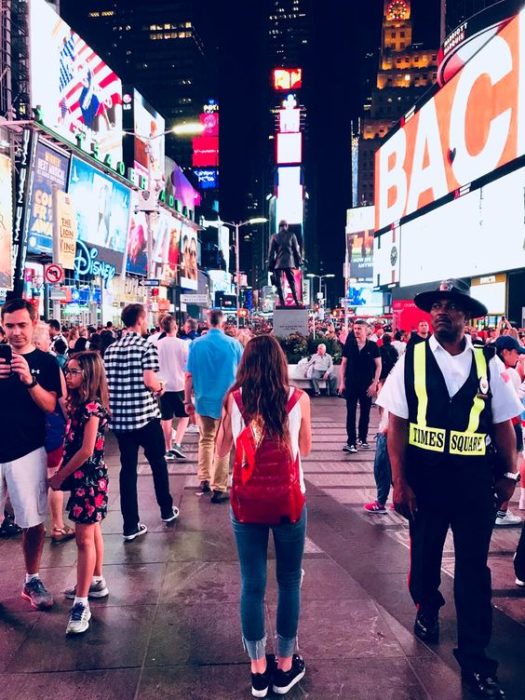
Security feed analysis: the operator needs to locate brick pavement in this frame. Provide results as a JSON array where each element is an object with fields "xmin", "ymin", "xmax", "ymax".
[{"xmin": 0, "ymin": 398, "xmax": 523, "ymax": 699}]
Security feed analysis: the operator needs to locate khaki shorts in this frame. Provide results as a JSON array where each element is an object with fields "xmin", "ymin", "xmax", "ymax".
[{"xmin": 0, "ymin": 447, "xmax": 48, "ymax": 529}]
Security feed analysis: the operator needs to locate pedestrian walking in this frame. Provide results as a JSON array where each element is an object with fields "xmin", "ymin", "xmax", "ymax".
[
  {"xmin": 48, "ymin": 351, "xmax": 110, "ymax": 635},
  {"xmin": 377, "ymin": 280, "xmax": 522, "ymax": 699},
  {"xmin": 104, "ymin": 304, "xmax": 179, "ymax": 540},
  {"xmin": 339, "ymin": 319, "xmax": 381, "ymax": 452},
  {"xmin": 0, "ymin": 299, "xmax": 62, "ymax": 610},
  {"xmin": 216, "ymin": 335, "xmax": 311, "ymax": 697},
  {"xmin": 184, "ymin": 310, "xmax": 242, "ymax": 503}
]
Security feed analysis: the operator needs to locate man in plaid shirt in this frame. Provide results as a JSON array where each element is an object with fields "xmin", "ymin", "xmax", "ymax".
[{"xmin": 104, "ymin": 304, "xmax": 179, "ymax": 540}]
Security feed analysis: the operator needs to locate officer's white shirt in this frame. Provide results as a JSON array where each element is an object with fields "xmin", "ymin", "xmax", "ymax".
[{"xmin": 377, "ymin": 335, "xmax": 523, "ymax": 424}]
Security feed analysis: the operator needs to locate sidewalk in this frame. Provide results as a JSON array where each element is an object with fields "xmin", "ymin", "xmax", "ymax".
[{"xmin": 0, "ymin": 398, "xmax": 523, "ymax": 699}]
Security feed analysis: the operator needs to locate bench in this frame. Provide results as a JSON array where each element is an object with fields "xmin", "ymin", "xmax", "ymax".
[{"xmin": 288, "ymin": 364, "xmax": 341, "ymax": 391}]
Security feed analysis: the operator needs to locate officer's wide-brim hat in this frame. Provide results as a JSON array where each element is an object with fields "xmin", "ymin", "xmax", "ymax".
[{"xmin": 414, "ymin": 279, "xmax": 488, "ymax": 318}]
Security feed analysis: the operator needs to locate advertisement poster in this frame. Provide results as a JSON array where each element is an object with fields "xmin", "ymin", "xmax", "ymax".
[
  {"xmin": 126, "ymin": 192, "xmax": 148, "ymax": 277},
  {"xmin": 133, "ymin": 89, "xmax": 165, "ymax": 193},
  {"xmin": 0, "ymin": 155, "xmax": 13, "ymax": 290},
  {"xmin": 68, "ymin": 156, "xmax": 131, "ymax": 270},
  {"xmin": 169, "ymin": 162, "xmax": 201, "ymax": 211},
  {"xmin": 346, "ymin": 206, "xmax": 374, "ymax": 283},
  {"xmin": 30, "ymin": 0, "xmax": 123, "ymax": 161},
  {"xmin": 151, "ymin": 210, "xmax": 181, "ymax": 286},
  {"xmin": 53, "ymin": 191, "xmax": 77, "ymax": 269},
  {"xmin": 27, "ymin": 140, "xmax": 70, "ymax": 255},
  {"xmin": 179, "ymin": 223, "xmax": 198, "ymax": 290}
]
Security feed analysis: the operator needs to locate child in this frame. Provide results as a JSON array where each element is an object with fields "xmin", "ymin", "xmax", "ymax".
[
  {"xmin": 48, "ymin": 351, "xmax": 110, "ymax": 635},
  {"xmin": 363, "ymin": 408, "xmax": 391, "ymax": 514}
]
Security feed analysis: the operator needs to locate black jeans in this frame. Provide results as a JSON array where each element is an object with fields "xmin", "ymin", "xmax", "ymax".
[
  {"xmin": 345, "ymin": 385, "xmax": 372, "ymax": 446},
  {"xmin": 115, "ymin": 419, "xmax": 173, "ymax": 535},
  {"xmin": 515, "ymin": 523, "xmax": 525, "ymax": 582}
]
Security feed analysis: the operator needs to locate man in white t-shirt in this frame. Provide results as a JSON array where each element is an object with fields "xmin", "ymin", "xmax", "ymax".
[{"xmin": 157, "ymin": 316, "xmax": 190, "ymax": 460}]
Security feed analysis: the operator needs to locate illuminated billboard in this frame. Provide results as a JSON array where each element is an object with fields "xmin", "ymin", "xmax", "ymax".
[
  {"xmin": 27, "ymin": 140, "xmax": 70, "ymax": 256},
  {"xmin": 194, "ymin": 168, "xmax": 218, "ymax": 190},
  {"xmin": 375, "ymin": 9, "xmax": 525, "ymax": 231},
  {"xmin": 192, "ymin": 136, "xmax": 219, "ymax": 167},
  {"xmin": 68, "ymin": 156, "xmax": 131, "ymax": 270},
  {"xmin": 276, "ymin": 133, "xmax": 302, "ymax": 164},
  {"xmin": 276, "ymin": 167, "xmax": 303, "ymax": 224},
  {"xmin": 132, "ymin": 89, "xmax": 165, "ymax": 193},
  {"xmin": 346, "ymin": 206, "xmax": 374, "ymax": 282},
  {"xmin": 279, "ymin": 108, "xmax": 301, "ymax": 133},
  {"xmin": 273, "ymin": 68, "xmax": 303, "ymax": 91},
  {"xmin": 30, "ymin": 0, "xmax": 123, "ymax": 161},
  {"xmin": 0, "ymin": 155, "xmax": 13, "ymax": 290},
  {"xmin": 179, "ymin": 223, "xmax": 199, "ymax": 290}
]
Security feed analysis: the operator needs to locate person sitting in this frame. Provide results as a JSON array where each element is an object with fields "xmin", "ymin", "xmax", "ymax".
[{"xmin": 305, "ymin": 343, "xmax": 337, "ymax": 396}]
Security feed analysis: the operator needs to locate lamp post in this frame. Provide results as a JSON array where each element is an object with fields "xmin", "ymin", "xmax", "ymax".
[
  {"xmin": 307, "ymin": 273, "xmax": 335, "ymax": 338},
  {"xmin": 220, "ymin": 218, "xmax": 267, "ymax": 328}
]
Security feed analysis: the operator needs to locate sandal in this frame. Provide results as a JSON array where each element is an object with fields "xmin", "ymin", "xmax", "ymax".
[{"xmin": 51, "ymin": 526, "xmax": 75, "ymax": 543}]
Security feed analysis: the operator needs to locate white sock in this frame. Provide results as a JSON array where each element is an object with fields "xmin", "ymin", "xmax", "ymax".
[
  {"xmin": 25, "ymin": 573, "xmax": 39, "ymax": 584},
  {"xmin": 92, "ymin": 575, "xmax": 104, "ymax": 584},
  {"xmin": 520, "ymin": 487, "xmax": 525, "ymax": 501},
  {"xmin": 73, "ymin": 596, "xmax": 89, "ymax": 607}
]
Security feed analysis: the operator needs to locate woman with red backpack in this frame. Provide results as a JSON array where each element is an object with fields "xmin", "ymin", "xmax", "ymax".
[{"xmin": 217, "ymin": 334, "xmax": 311, "ymax": 698}]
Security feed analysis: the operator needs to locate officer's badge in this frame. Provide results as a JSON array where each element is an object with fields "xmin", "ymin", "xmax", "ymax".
[{"xmin": 477, "ymin": 376, "xmax": 489, "ymax": 399}]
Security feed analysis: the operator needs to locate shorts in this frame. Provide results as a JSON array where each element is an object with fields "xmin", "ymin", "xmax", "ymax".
[
  {"xmin": 0, "ymin": 447, "xmax": 48, "ymax": 529},
  {"xmin": 46, "ymin": 446, "xmax": 64, "ymax": 472},
  {"xmin": 160, "ymin": 391, "xmax": 188, "ymax": 420}
]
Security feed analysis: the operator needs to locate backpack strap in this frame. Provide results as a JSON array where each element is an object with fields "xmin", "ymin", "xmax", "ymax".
[{"xmin": 286, "ymin": 388, "xmax": 302, "ymax": 414}]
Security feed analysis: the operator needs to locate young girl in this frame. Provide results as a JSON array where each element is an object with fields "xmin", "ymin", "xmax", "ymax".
[{"xmin": 48, "ymin": 351, "xmax": 110, "ymax": 635}]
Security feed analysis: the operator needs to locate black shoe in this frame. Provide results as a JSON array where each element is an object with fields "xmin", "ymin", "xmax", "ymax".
[
  {"xmin": 161, "ymin": 506, "xmax": 180, "ymax": 523},
  {"xmin": 272, "ymin": 654, "xmax": 305, "ymax": 695},
  {"xmin": 0, "ymin": 515, "xmax": 22, "ymax": 538},
  {"xmin": 123, "ymin": 523, "xmax": 148, "ymax": 541},
  {"xmin": 210, "ymin": 490, "xmax": 229, "ymax": 504},
  {"xmin": 342, "ymin": 444, "xmax": 357, "ymax": 453},
  {"xmin": 196, "ymin": 480, "xmax": 211, "ymax": 496},
  {"xmin": 414, "ymin": 610, "xmax": 439, "ymax": 643},
  {"xmin": 461, "ymin": 671, "xmax": 506, "ymax": 699},
  {"xmin": 251, "ymin": 654, "xmax": 276, "ymax": 698}
]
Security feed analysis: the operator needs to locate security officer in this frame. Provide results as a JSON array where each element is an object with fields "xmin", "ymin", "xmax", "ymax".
[{"xmin": 377, "ymin": 280, "xmax": 522, "ymax": 699}]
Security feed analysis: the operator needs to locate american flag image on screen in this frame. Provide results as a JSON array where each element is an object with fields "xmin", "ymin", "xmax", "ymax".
[{"xmin": 58, "ymin": 29, "xmax": 122, "ymax": 136}]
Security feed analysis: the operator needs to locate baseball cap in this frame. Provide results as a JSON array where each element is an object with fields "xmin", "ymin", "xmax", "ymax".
[{"xmin": 495, "ymin": 336, "xmax": 525, "ymax": 354}]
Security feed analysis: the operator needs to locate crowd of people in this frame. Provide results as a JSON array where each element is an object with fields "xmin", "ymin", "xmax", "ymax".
[{"xmin": 0, "ymin": 288, "xmax": 524, "ymax": 698}]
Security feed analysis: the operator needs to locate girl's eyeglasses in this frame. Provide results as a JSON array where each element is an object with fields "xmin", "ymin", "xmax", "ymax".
[{"xmin": 64, "ymin": 368, "xmax": 83, "ymax": 376}]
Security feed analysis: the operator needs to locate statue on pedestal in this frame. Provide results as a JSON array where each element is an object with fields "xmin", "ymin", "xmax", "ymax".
[{"xmin": 268, "ymin": 220, "xmax": 302, "ymax": 308}]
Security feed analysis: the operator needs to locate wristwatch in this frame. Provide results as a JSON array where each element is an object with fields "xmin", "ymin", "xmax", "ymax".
[
  {"xmin": 503, "ymin": 472, "xmax": 521, "ymax": 483},
  {"xmin": 24, "ymin": 377, "xmax": 38, "ymax": 389}
]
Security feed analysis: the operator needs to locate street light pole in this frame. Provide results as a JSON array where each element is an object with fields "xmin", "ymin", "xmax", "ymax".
[{"xmin": 235, "ymin": 222, "xmax": 240, "ymax": 329}]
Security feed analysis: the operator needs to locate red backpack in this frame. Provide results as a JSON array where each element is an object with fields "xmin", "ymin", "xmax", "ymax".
[{"xmin": 230, "ymin": 388, "xmax": 305, "ymax": 525}]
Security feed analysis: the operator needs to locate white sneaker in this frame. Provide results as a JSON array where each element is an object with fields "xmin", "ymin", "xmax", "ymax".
[
  {"xmin": 187, "ymin": 424, "xmax": 199, "ymax": 433},
  {"xmin": 66, "ymin": 602, "xmax": 91, "ymax": 635},
  {"xmin": 495, "ymin": 508, "xmax": 522, "ymax": 526},
  {"xmin": 516, "ymin": 578, "xmax": 525, "ymax": 587},
  {"xmin": 64, "ymin": 579, "xmax": 109, "ymax": 600}
]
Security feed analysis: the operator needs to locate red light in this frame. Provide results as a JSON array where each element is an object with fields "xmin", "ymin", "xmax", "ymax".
[{"xmin": 273, "ymin": 68, "xmax": 302, "ymax": 91}]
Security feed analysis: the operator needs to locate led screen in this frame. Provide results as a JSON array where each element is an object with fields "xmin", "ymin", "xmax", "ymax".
[
  {"xmin": 192, "ymin": 136, "xmax": 219, "ymax": 167},
  {"xmin": 132, "ymin": 89, "xmax": 165, "ymax": 193},
  {"xmin": 276, "ymin": 133, "xmax": 302, "ymax": 164},
  {"xmin": 273, "ymin": 68, "xmax": 303, "ymax": 91},
  {"xmin": 179, "ymin": 224, "xmax": 199, "ymax": 290},
  {"xmin": 276, "ymin": 167, "xmax": 303, "ymax": 224},
  {"xmin": 30, "ymin": 0, "xmax": 123, "ymax": 161},
  {"xmin": 279, "ymin": 109, "xmax": 301, "ymax": 133},
  {"xmin": 346, "ymin": 206, "xmax": 375, "ymax": 282},
  {"xmin": 470, "ymin": 281, "xmax": 506, "ymax": 315}
]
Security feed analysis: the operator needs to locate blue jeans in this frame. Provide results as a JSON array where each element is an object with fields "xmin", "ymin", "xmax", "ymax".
[
  {"xmin": 374, "ymin": 433, "xmax": 392, "ymax": 505},
  {"xmin": 230, "ymin": 507, "xmax": 307, "ymax": 660}
]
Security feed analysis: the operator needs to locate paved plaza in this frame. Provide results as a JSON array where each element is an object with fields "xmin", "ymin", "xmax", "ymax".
[{"xmin": 0, "ymin": 398, "xmax": 524, "ymax": 699}]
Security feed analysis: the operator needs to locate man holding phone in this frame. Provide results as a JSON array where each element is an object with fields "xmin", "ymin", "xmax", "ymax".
[{"xmin": 0, "ymin": 299, "xmax": 61, "ymax": 610}]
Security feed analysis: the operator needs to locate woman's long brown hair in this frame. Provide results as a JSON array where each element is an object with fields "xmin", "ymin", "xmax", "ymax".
[
  {"xmin": 230, "ymin": 335, "xmax": 290, "ymax": 442},
  {"xmin": 67, "ymin": 350, "xmax": 110, "ymax": 416}
]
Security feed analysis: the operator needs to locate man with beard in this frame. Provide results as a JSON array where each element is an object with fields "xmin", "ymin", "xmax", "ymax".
[{"xmin": 377, "ymin": 280, "xmax": 522, "ymax": 699}]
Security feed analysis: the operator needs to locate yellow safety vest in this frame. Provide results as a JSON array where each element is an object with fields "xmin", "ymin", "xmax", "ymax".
[{"xmin": 408, "ymin": 343, "xmax": 489, "ymax": 456}]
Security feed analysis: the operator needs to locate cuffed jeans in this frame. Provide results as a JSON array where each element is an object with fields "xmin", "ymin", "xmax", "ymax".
[
  {"xmin": 115, "ymin": 419, "xmax": 174, "ymax": 536},
  {"xmin": 310, "ymin": 370, "xmax": 337, "ymax": 396},
  {"xmin": 230, "ymin": 507, "xmax": 307, "ymax": 660},
  {"xmin": 197, "ymin": 415, "xmax": 230, "ymax": 492},
  {"xmin": 374, "ymin": 433, "xmax": 392, "ymax": 505}
]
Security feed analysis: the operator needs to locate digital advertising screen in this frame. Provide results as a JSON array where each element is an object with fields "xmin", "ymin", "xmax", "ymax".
[
  {"xmin": 27, "ymin": 140, "xmax": 70, "ymax": 256},
  {"xmin": 194, "ymin": 168, "xmax": 219, "ymax": 190},
  {"xmin": 169, "ymin": 162, "xmax": 201, "ymax": 210},
  {"xmin": 133, "ymin": 89, "xmax": 165, "ymax": 193},
  {"xmin": 126, "ymin": 191, "xmax": 148, "ymax": 277},
  {"xmin": 276, "ymin": 167, "xmax": 303, "ymax": 225},
  {"xmin": 282, "ymin": 269, "xmax": 303, "ymax": 306},
  {"xmin": 276, "ymin": 132, "xmax": 302, "ymax": 165},
  {"xmin": 273, "ymin": 68, "xmax": 303, "ymax": 91},
  {"xmin": 179, "ymin": 223, "xmax": 199, "ymax": 290},
  {"xmin": 151, "ymin": 210, "xmax": 181, "ymax": 286},
  {"xmin": 68, "ymin": 156, "xmax": 131, "ymax": 270},
  {"xmin": 346, "ymin": 206, "xmax": 375, "ymax": 283},
  {"xmin": 30, "ymin": 0, "xmax": 123, "ymax": 162},
  {"xmin": 192, "ymin": 136, "xmax": 219, "ymax": 167},
  {"xmin": 0, "ymin": 155, "xmax": 13, "ymax": 291}
]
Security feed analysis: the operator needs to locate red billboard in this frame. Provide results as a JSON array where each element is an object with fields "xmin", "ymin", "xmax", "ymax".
[
  {"xmin": 375, "ymin": 10, "xmax": 525, "ymax": 231},
  {"xmin": 192, "ymin": 136, "xmax": 219, "ymax": 167},
  {"xmin": 273, "ymin": 68, "xmax": 303, "ymax": 91}
]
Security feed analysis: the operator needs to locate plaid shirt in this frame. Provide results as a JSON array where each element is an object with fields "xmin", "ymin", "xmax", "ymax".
[{"xmin": 104, "ymin": 332, "xmax": 160, "ymax": 431}]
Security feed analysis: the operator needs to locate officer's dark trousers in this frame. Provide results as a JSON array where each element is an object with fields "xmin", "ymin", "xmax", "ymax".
[{"xmin": 407, "ymin": 463, "xmax": 497, "ymax": 674}]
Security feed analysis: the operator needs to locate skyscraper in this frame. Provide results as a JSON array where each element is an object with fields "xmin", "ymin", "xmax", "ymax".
[
  {"xmin": 60, "ymin": 0, "xmax": 214, "ymax": 166},
  {"xmin": 353, "ymin": 0, "xmax": 439, "ymax": 206},
  {"xmin": 444, "ymin": 0, "xmax": 512, "ymax": 33}
]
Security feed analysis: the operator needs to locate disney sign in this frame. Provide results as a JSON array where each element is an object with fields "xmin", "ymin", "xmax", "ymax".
[{"xmin": 74, "ymin": 240, "xmax": 116, "ymax": 287}]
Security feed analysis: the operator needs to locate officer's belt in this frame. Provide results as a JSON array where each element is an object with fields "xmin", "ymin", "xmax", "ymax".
[{"xmin": 409, "ymin": 423, "xmax": 487, "ymax": 455}]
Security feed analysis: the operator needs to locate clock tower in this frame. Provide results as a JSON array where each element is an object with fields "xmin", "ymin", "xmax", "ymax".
[{"xmin": 382, "ymin": 0, "xmax": 412, "ymax": 53}]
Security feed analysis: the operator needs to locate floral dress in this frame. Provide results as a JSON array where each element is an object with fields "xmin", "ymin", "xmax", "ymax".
[{"xmin": 64, "ymin": 400, "xmax": 109, "ymax": 524}]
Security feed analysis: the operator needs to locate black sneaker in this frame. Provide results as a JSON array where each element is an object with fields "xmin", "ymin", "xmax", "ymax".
[
  {"xmin": 461, "ymin": 670, "xmax": 506, "ymax": 699},
  {"xmin": 196, "ymin": 480, "xmax": 211, "ymax": 496},
  {"xmin": 358, "ymin": 441, "xmax": 370, "ymax": 450},
  {"xmin": 342, "ymin": 444, "xmax": 357, "ymax": 453},
  {"xmin": 251, "ymin": 654, "xmax": 276, "ymax": 698},
  {"xmin": 210, "ymin": 490, "xmax": 229, "ymax": 504},
  {"xmin": 414, "ymin": 610, "xmax": 439, "ymax": 644},
  {"xmin": 123, "ymin": 523, "xmax": 148, "ymax": 541},
  {"xmin": 172, "ymin": 444, "xmax": 187, "ymax": 460},
  {"xmin": 161, "ymin": 507, "xmax": 180, "ymax": 523},
  {"xmin": 0, "ymin": 515, "xmax": 22, "ymax": 538},
  {"xmin": 272, "ymin": 655, "xmax": 305, "ymax": 695}
]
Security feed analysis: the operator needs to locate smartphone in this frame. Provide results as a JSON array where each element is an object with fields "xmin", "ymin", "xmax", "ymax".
[{"xmin": 0, "ymin": 344, "xmax": 12, "ymax": 364}]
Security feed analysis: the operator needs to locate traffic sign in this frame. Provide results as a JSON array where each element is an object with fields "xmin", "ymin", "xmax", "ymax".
[
  {"xmin": 50, "ymin": 285, "xmax": 66, "ymax": 300},
  {"xmin": 180, "ymin": 294, "xmax": 209, "ymax": 304},
  {"xmin": 44, "ymin": 263, "xmax": 64, "ymax": 285},
  {"xmin": 139, "ymin": 279, "xmax": 160, "ymax": 287}
]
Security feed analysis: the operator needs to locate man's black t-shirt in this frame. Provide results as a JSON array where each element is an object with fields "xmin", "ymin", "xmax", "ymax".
[
  {"xmin": 342, "ymin": 336, "xmax": 380, "ymax": 389},
  {"xmin": 0, "ymin": 348, "xmax": 62, "ymax": 462}
]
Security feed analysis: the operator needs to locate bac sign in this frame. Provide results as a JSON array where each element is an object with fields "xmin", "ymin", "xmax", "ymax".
[
  {"xmin": 44, "ymin": 263, "xmax": 64, "ymax": 285},
  {"xmin": 375, "ymin": 10, "xmax": 525, "ymax": 231},
  {"xmin": 273, "ymin": 68, "xmax": 302, "ymax": 91}
]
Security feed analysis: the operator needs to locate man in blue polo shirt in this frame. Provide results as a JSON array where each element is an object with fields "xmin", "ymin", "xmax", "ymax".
[{"xmin": 184, "ymin": 310, "xmax": 242, "ymax": 503}]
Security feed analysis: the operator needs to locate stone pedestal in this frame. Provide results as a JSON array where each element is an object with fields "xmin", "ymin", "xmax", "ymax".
[{"xmin": 273, "ymin": 307, "xmax": 309, "ymax": 337}]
